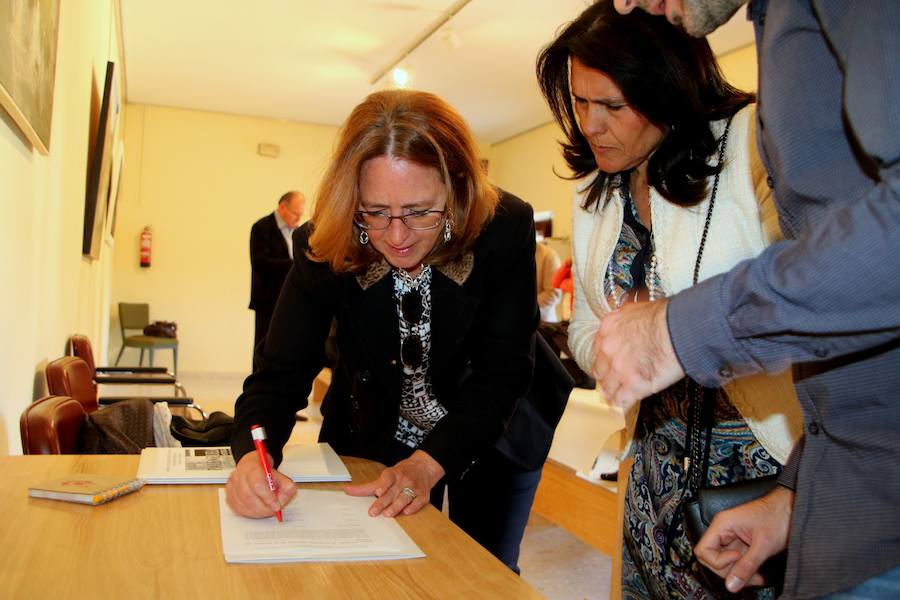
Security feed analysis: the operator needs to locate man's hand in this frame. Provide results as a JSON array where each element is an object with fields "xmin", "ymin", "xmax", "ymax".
[
  {"xmin": 344, "ymin": 450, "xmax": 445, "ymax": 518},
  {"xmin": 695, "ymin": 486, "xmax": 794, "ymax": 593},
  {"xmin": 592, "ymin": 299, "xmax": 684, "ymax": 410}
]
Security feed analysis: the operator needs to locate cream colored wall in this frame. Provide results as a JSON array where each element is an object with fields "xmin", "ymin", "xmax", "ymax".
[
  {"xmin": 717, "ymin": 44, "xmax": 758, "ymax": 94},
  {"xmin": 0, "ymin": 1, "xmax": 124, "ymax": 455},
  {"xmin": 109, "ymin": 105, "xmax": 339, "ymax": 374},
  {"xmin": 490, "ymin": 123, "xmax": 576, "ymax": 243}
]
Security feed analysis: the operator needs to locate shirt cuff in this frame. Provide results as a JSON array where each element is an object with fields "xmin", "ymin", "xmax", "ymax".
[{"xmin": 666, "ymin": 275, "xmax": 757, "ymax": 387}]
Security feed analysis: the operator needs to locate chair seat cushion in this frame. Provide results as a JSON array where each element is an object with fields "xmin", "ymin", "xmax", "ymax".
[{"xmin": 123, "ymin": 335, "xmax": 179, "ymax": 348}]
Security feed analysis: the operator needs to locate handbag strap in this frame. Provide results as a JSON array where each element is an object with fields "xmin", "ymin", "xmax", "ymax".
[
  {"xmin": 685, "ymin": 114, "xmax": 733, "ymax": 492},
  {"xmin": 663, "ymin": 115, "xmax": 733, "ymax": 563}
]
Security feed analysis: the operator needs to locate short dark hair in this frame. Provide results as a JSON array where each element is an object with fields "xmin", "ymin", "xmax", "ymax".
[{"xmin": 537, "ymin": 0, "xmax": 753, "ymax": 211}]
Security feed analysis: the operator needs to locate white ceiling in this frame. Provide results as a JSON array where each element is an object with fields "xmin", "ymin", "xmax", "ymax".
[{"xmin": 120, "ymin": 0, "xmax": 755, "ymax": 144}]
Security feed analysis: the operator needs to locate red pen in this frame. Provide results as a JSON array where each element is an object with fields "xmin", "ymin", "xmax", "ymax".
[{"xmin": 250, "ymin": 424, "xmax": 283, "ymax": 523}]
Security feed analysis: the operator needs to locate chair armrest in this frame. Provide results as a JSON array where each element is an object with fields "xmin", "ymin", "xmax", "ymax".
[
  {"xmin": 94, "ymin": 373, "xmax": 177, "ymax": 385},
  {"xmin": 99, "ymin": 396, "xmax": 195, "ymax": 406},
  {"xmin": 96, "ymin": 366, "xmax": 170, "ymax": 375}
]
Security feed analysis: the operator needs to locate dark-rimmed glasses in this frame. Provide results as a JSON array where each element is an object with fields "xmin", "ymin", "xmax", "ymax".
[
  {"xmin": 399, "ymin": 289, "xmax": 424, "ymax": 368},
  {"xmin": 354, "ymin": 208, "xmax": 445, "ymax": 231}
]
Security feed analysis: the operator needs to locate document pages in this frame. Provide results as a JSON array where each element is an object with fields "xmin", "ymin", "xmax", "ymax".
[
  {"xmin": 137, "ymin": 443, "xmax": 351, "ymax": 484},
  {"xmin": 217, "ymin": 489, "xmax": 425, "ymax": 563}
]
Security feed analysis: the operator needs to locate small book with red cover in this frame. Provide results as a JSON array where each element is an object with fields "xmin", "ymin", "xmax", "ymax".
[{"xmin": 28, "ymin": 474, "xmax": 145, "ymax": 505}]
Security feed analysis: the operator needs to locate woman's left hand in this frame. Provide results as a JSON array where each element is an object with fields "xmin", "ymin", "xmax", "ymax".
[{"xmin": 344, "ymin": 449, "xmax": 446, "ymax": 517}]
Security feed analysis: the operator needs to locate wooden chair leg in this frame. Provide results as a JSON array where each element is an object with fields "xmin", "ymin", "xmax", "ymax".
[
  {"xmin": 149, "ymin": 349, "xmax": 155, "ymax": 367},
  {"xmin": 172, "ymin": 347, "xmax": 177, "ymax": 376},
  {"xmin": 139, "ymin": 349, "xmax": 145, "ymax": 365},
  {"xmin": 610, "ymin": 426, "xmax": 632, "ymax": 600},
  {"xmin": 115, "ymin": 346, "xmax": 125, "ymax": 366}
]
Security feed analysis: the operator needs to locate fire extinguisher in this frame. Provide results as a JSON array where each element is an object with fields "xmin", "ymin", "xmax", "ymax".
[{"xmin": 140, "ymin": 226, "xmax": 152, "ymax": 268}]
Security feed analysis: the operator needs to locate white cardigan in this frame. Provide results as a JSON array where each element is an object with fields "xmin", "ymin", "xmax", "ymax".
[{"xmin": 569, "ymin": 106, "xmax": 803, "ymax": 464}]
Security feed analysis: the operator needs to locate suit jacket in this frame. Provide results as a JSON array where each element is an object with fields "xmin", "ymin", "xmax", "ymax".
[
  {"xmin": 249, "ymin": 213, "xmax": 292, "ymax": 312},
  {"xmin": 233, "ymin": 192, "xmax": 570, "ymax": 478}
]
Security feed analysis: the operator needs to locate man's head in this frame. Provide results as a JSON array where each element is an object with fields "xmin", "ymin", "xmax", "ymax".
[
  {"xmin": 277, "ymin": 191, "xmax": 305, "ymax": 228},
  {"xmin": 613, "ymin": 0, "xmax": 746, "ymax": 37}
]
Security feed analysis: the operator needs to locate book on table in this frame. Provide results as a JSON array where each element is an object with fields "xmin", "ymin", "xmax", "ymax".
[
  {"xmin": 217, "ymin": 489, "xmax": 425, "ymax": 563},
  {"xmin": 28, "ymin": 475, "xmax": 145, "ymax": 505},
  {"xmin": 136, "ymin": 443, "xmax": 351, "ymax": 484}
]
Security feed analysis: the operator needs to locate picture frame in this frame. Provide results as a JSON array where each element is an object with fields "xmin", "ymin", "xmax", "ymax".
[
  {"xmin": 105, "ymin": 145, "xmax": 125, "ymax": 242},
  {"xmin": 0, "ymin": 0, "xmax": 61, "ymax": 155},
  {"xmin": 83, "ymin": 61, "xmax": 119, "ymax": 259}
]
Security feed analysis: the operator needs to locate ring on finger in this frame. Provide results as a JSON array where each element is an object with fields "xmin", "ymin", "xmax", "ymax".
[{"xmin": 400, "ymin": 486, "xmax": 417, "ymax": 502}]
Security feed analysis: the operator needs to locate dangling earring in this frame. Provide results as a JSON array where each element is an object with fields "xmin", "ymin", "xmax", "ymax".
[
  {"xmin": 443, "ymin": 219, "xmax": 452, "ymax": 242},
  {"xmin": 359, "ymin": 230, "xmax": 369, "ymax": 245}
]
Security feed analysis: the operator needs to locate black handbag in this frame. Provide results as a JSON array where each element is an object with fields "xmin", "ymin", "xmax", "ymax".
[
  {"xmin": 683, "ymin": 474, "xmax": 787, "ymax": 585},
  {"xmin": 170, "ymin": 411, "xmax": 234, "ymax": 447},
  {"xmin": 144, "ymin": 320, "xmax": 177, "ymax": 338},
  {"xmin": 674, "ymin": 115, "xmax": 785, "ymax": 590}
]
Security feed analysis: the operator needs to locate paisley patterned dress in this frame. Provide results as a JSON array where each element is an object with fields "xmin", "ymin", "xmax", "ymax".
[{"xmin": 610, "ymin": 191, "xmax": 781, "ymax": 599}]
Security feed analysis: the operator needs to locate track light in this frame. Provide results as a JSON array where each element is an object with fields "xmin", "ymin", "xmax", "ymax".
[
  {"xmin": 370, "ymin": 0, "xmax": 472, "ymax": 86},
  {"xmin": 391, "ymin": 62, "xmax": 414, "ymax": 88}
]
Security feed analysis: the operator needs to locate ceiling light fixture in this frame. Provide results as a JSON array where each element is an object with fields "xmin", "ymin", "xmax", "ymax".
[
  {"xmin": 369, "ymin": 0, "xmax": 472, "ymax": 86},
  {"xmin": 391, "ymin": 62, "xmax": 414, "ymax": 88}
]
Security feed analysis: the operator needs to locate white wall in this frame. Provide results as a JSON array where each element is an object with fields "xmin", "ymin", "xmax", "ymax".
[
  {"xmin": 108, "ymin": 105, "xmax": 504, "ymax": 376},
  {"xmin": 109, "ymin": 105, "xmax": 340, "ymax": 374},
  {"xmin": 0, "ymin": 0, "xmax": 124, "ymax": 455}
]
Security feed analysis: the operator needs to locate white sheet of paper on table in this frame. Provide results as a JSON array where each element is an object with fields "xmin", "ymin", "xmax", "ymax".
[{"xmin": 217, "ymin": 489, "xmax": 425, "ymax": 563}]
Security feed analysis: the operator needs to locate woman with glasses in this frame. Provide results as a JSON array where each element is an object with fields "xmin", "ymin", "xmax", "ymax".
[
  {"xmin": 226, "ymin": 89, "xmax": 551, "ymax": 573},
  {"xmin": 537, "ymin": 2, "xmax": 802, "ymax": 597}
]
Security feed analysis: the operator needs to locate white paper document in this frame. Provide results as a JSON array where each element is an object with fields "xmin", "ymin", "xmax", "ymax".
[
  {"xmin": 217, "ymin": 489, "xmax": 425, "ymax": 563},
  {"xmin": 136, "ymin": 444, "xmax": 351, "ymax": 484}
]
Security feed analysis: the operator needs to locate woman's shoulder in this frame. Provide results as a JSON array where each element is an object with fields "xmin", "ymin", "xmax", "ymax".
[
  {"xmin": 480, "ymin": 189, "xmax": 534, "ymax": 241},
  {"xmin": 292, "ymin": 222, "xmax": 343, "ymax": 283},
  {"xmin": 719, "ymin": 103, "xmax": 755, "ymax": 149},
  {"xmin": 494, "ymin": 189, "xmax": 533, "ymax": 222},
  {"xmin": 467, "ymin": 189, "xmax": 535, "ymax": 264}
]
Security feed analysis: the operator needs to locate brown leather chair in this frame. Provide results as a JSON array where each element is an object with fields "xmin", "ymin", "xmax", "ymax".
[
  {"xmin": 46, "ymin": 356, "xmax": 100, "ymax": 413},
  {"xmin": 45, "ymin": 355, "xmax": 202, "ymax": 417},
  {"xmin": 20, "ymin": 395, "xmax": 86, "ymax": 454}
]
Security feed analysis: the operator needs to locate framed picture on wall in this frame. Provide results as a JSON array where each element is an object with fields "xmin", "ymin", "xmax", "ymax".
[
  {"xmin": 105, "ymin": 145, "xmax": 125, "ymax": 242},
  {"xmin": 0, "ymin": 0, "xmax": 61, "ymax": 155},
  {"xmin": 83, "ymin": 61, "xmax": 119, "ymax": 260}
]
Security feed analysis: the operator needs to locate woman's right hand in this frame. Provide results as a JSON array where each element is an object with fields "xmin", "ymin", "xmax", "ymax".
[{"xmin": 225, "ymin": 451, "xmax": 298, "ymax": 518}]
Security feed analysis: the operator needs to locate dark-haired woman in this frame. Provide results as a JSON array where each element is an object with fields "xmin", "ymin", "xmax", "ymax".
[
  {"xmin": 538, "ymin": 1, "xmax": 802, "ymax": 597},
  {"xmin": 225, "ymin": 89, "xmax": 566, "ymax": 574}
]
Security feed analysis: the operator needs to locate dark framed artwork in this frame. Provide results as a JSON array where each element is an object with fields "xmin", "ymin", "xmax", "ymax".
[
  {"xmin": 83, "ymin": 61, "xmax": 119, "ymax": 259},
  {"xmin": 106, "ymin": 147, "xmax": 124, "ymax": 240},
  {"xmin": 0, "ymin": 0, "xmax": 61, "ymax": 155}
]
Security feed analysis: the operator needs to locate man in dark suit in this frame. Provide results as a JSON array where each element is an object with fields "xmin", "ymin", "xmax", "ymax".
[{"xmin": 249, "ymin": 191, "xmax": 305, "ymax": 353}]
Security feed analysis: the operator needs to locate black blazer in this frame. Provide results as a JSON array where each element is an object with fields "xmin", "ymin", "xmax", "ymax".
[
  {"xmin": 249, "ymin": 213, "xmax": 292, "ymax": 312},
  {"xmin": 233, "ymin": 192, "xmax": 570, "ymax": 478}
]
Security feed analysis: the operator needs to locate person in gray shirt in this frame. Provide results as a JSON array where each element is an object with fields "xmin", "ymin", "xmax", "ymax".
[{"xmin": 605, "ymin": 1, "xmax": 900, "ymax": 598}]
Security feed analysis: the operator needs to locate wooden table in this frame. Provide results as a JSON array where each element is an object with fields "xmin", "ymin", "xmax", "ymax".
[{"xmin": 0, "ymin": 455, "xmax": 543, "ymax": 599}]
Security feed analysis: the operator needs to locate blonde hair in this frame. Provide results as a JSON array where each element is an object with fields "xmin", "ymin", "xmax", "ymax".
[{"xmin": 308, "ymin": 89, "xmax": 498, "ymax": 272}]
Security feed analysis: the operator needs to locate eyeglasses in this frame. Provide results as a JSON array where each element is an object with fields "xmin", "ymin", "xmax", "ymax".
[
  {"xmin": 399, "ymin": 289, "xmax": 424, "ymax": 369},
  {"xmin": 354, "ymin": 208, "xmax": 445, "ymax": 231}
]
